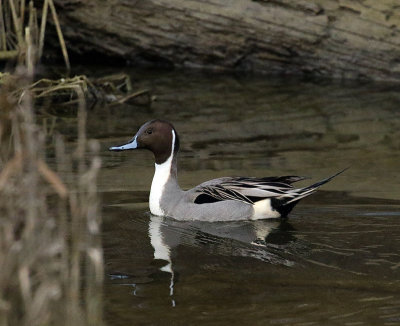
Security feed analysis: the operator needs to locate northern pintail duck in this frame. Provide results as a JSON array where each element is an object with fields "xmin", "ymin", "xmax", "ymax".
[{"xmin": 110, "ymin": 120, "xmax": 344, "ymax": 221}]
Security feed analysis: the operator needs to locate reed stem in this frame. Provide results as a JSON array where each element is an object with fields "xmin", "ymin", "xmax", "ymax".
[
  {"xmin": 48, "ymin": 0, "xmax": 70, "ymax": 71},
  {"xmin": 0, "ymin": 0, "xmax": 7, "ymax": 50},
  {"xmin": 38, "ymin": 0, "xmax": 48, "ymax": 60}
]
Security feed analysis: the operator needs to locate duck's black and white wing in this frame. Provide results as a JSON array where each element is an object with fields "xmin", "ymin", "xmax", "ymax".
[
  {"xmin": 193, "ymin": 175, "xmax": 307, "ymax": 205},
  {"xmin": 193, "ymin": 170, "xmax": 346, "ymax": 207}
]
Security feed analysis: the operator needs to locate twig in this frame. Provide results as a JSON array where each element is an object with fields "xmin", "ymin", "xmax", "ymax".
[
  {"xmin": 38, "ymin": 0, "xmax": 48, "ymax": 60},
  {"xmin": 32, "ymin": 6, "xmax": 39, "ymax": 49},
  {"xmin": 37, "ymin": 158, "xmax": 68, "ymax": 198},
  {"xmin": 28, "ymin": 1, "xmax": 38, "ymax": 47},
  {"xmin": 111, "ymin": 89, "xmax": 150, "ymax": 105},
  {"xmin": 8, "ymin": 0, "xmax": 23, "ymax": 47},
  {"xmin": 0, "ymin": 50, "xmax": 18, "ymax": 59},
  {"xmin": 48, "ymin": 0, "xmax": 70, "ymax": 71},
  {"xmin": 28, "ymin": 77, "xmax": 59, "ymax": 89},
  {"xmin": 20, "ymin": 0, "xmax": 26, "ymax": 34},
  {"xmin": 25, "ymin": 27, "xmax": 34, "ymax": 77},
  {"xmin": 0, "ymin": 0, "xmax": 7, "ymax": 50},
  {"xmin": 0, "ymin": 152, "xmax": 23, "ymax": 190},
  {"xmin": 34, "ymin": 83, "xmax": 86, "ymax": 98}
]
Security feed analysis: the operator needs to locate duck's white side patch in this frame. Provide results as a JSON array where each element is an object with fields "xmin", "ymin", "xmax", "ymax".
[
  {"xmin": 149, "ymin": 130, "xmax": 175, "ymax": 216},
  {"xmin": 251, "ymin": 198, "xmax": 281, "ymax": 220}
]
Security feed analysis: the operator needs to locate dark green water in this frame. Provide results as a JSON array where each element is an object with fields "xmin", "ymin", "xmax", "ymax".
[{"xmin": 63, "ymin": 69, "xmax": 400, "ymax": 325}]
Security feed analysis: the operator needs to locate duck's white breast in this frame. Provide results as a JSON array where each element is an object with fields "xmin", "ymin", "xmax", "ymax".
[{"xmin": 150, "ymin": 158, "xmax": 172, "ymax": 216}]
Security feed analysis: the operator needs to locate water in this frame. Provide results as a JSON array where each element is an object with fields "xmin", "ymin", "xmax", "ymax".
[{"xmin": 63, "ymin": 69, "xmax": 400, "ymax": 325}]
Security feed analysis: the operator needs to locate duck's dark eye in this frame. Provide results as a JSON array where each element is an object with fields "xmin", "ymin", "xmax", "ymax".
[{"xmin": 146, "ymin": 128, "xmax": 153, "ymax": 134}]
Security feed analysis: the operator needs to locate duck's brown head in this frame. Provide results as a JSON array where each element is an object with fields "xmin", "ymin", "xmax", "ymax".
[{"xmin": 109, "ymin": 119, "xmax": 180, "ymax": 164}]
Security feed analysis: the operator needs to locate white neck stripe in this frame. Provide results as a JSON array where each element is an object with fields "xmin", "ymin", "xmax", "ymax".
[
  {"xmin": 171, "ymin": 130, "xmax": 175, "ymax": 155},
  {"xmin": 149, "ymin": 130, "xmax": 175, "ymax": 216}
]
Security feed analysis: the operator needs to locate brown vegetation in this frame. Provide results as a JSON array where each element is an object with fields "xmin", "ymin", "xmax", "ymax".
[
  {"xmin": 0, "ymin": 0, "xmax": 70, "ymax": 69},
  {"xmin": 0, "ymin": 27, "xmax": 104, "ymax": 326}
]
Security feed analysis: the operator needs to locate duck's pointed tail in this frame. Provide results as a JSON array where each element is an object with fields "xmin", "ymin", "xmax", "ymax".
[
  {"xmin": 272, "ymin": 168, "xmax": 348, "ymax": 217},
  {"xmin": 285, "ymin": 167, "xmax": 348, "ymax": 205}
]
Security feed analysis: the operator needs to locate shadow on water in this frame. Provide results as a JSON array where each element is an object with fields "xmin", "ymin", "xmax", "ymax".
[
  {"xmin": 104, "ymin": 206, "xmax": 301, "ymax": 310},
  {"xmin": 147, "ymin": 215, "xmax": 299, "ymax": 307},
  {"xmin": 149, "ymin": 215, "xmax": 298, "ymax": 264}
]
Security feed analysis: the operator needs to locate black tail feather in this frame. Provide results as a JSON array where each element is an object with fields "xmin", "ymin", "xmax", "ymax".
[
  {"xmin": 272, "ymin": 198, "xmax": 300, "ymax": 217},
  {"xmin": 302, "ymin": 167, "xmax": 349, "ymax": 192}
]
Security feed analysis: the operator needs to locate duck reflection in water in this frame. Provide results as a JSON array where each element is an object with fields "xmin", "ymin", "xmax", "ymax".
[{"xmin": 148, "ymin": 214, "xmax": 298, "ymax": 306}]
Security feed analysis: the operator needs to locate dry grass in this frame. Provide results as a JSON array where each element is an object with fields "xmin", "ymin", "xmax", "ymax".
[
  {"xmin": 0, "ymin": 66, "xmax": 103, "ymax": 326},
  {"xmin": 0, "ymin": 0, "xmax": 70, "ymax": 70},
  {"xmin": 1, "ymin": 1, "xmax": 151, "ymax": 109},
  {"xmin": 0, "ymin": 72, "xmax": 153, "ymax": 110},
  {"xmin": 0, "ymin": 6, "xmax": 149, "ymax": 323}
]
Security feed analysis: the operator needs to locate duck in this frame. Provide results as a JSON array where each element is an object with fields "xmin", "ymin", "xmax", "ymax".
[{"xmin": 109, "ymin": 119, "xmax": 345, "ymax": 221}]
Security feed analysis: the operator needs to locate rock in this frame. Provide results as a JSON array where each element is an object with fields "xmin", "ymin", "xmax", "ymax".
[{"xmin": 52, "ymin": 0, "xmax": 400, "ymax": 81}]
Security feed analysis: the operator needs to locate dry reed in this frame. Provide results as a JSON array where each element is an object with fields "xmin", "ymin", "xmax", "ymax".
[
  {"xmin": 0, "ymin": 51, "xmax": 103, "ymax": 326},
  {"xmin": 0, "ymin": 72, "xmax": 152, "ymax": 109},
  {"xmin": 0, "ymin": 6, "xmax": 149, "ymax": 323},
  {"xmin": 1, "ymin": 1, "xmax": 151, "ymax": 109},
  {"xmin": 0, "ymin": 0, "xmax": 70, "ymax": 69}
]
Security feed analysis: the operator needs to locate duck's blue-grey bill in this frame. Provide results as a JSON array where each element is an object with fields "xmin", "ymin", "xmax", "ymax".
[{"xmin": 109, "ymin": 136, "xmax": 138, "ymax": 151}]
